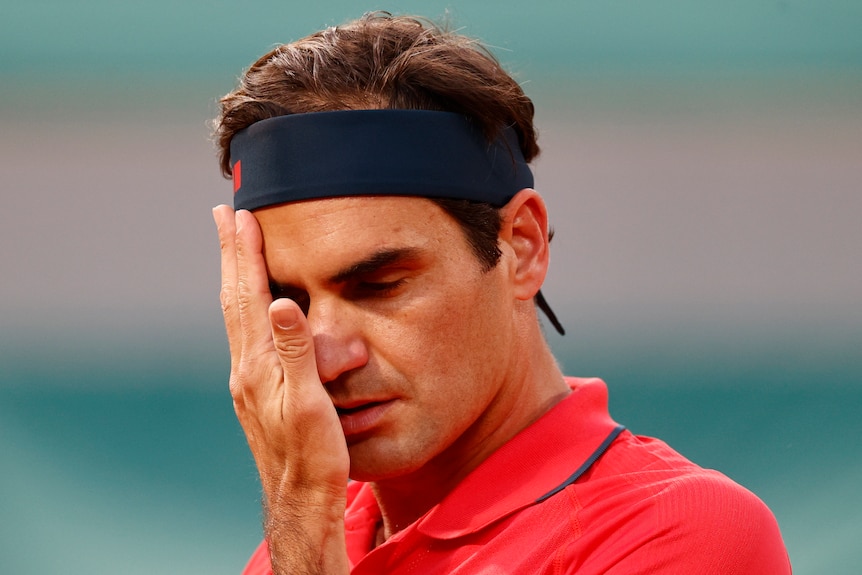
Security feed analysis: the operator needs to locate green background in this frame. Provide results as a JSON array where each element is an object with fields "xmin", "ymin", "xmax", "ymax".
[{"xmin": 2, "ymin": 2, "xmax": 860, "ymax": 573}]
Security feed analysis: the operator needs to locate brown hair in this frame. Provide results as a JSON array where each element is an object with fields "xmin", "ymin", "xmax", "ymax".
[{"xmin": 214, "ymin": 11, "xmax": 539, "ymax": 270}]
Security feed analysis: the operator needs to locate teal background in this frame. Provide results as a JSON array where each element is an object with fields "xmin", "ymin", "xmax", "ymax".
[{"xmin": 1, "ymin": 2, "xmax": 860, "ymax": 573}]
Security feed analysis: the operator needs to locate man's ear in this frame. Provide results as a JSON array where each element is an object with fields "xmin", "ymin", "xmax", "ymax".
[{"xmin": 499, "ymin": 188, "xmax": 550, "ymax": 301}]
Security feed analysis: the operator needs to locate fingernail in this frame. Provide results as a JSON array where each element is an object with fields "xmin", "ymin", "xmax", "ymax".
[
  {"xmin": 235, "ymin": 209, "xmax": 253, "ymax": 234},
  {"xmin": 272, "ymin": 304, "xmax": 298, "ymax": 330}
]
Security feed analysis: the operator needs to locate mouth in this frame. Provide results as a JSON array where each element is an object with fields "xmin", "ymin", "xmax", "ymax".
[
  {"xmin": 333, "ymin": 399, "xmax": 394, "ymax": 437},
  {"xmin": 335, "ymin": 401, "xmax": 385, "ymax": 416}
]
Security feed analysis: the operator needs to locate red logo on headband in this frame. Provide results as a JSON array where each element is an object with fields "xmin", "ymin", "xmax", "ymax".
[{"xmin": 233, "ymin": 160, "xmax": 242, "ymax": 193}]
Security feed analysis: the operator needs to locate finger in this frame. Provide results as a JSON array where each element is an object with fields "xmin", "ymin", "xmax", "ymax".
[
  {"xmin": 270, "ymin": 298, "xmax": 350, "ymax": 487},
  {"xmin": 269, "ymin": 298, "xmax": 321, "ymax": 389},
  {"xmin": 234, "ymin": 209, "xmax": 275, "ymax": 357},
  {"xmin": 213, "ymin": 204, "xmax": 241, "ymax": 365}
]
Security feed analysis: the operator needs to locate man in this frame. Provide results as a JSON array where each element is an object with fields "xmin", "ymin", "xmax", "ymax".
[{"xmin": 212, "ymin": 12, "xmax": 791, "ymax": 575}]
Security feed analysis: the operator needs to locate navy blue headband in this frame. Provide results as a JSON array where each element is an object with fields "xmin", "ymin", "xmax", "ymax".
[{"xmin": 229, "ymin": 109, "xmax": 533, "ymax": 210}]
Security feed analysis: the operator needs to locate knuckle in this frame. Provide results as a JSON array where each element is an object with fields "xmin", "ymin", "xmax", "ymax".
[
  {"xmin": 227, "ymin": 368, "xmax": 248, "ymax": 399},
  {"xmin": 228, "ymin": 378, "xmax": 244, "ymax": 402},
  {"xmin": 219, "ymin": 285, "xmax": 236, "ymax": 315},
  {"xmin": 229, "ymin": 356, "xmax": 281, "ymax": 396},
  {"xmin": 273, "ymin": 334, "xmax": 313, "ymax": 362},
  {"xmin": 235, "ymin": 279, "xmax": 256, "ymax": 312},
  {"xmin": 218, "ymin": 233, "xmax": 232, "ymax": 252}
]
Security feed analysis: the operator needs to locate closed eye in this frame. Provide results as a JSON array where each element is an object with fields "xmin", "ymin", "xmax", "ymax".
[{"xmin": 354, "ymin": 278, "xmax": 407, "ymax": 297}]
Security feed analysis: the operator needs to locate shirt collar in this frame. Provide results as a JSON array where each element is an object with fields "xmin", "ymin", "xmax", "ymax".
[
  {"xmin": 416, "ymin": 377, "xmax": 620, "ymax": 538},
  {"xmin": 344, "ymin": 378, "xmax": 620, "ymax": 545},
  {"xmin": 344, "ymin": 481, "xmax": 382, "ymax": 567}
]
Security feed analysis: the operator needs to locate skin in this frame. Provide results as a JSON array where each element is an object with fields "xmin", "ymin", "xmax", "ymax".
[{"xmin": 213, "ymin": 190, "xmax": 569, "ymax": 574}]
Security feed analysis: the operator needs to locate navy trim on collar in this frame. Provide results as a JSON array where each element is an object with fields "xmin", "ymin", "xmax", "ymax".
[{"xmin": 536, "ymin": 424, "xmax": 626, "ymax": 503}]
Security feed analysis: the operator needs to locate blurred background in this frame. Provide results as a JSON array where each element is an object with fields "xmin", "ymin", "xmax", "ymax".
[{"xmin": 1, "ymin": 1, "xmax": 859, "ymax": 573}]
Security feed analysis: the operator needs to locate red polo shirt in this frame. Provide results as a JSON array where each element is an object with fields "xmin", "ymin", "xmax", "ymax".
[{"xmin": 241, "ymin": 378, "xmax": 791, "ymax": 574}]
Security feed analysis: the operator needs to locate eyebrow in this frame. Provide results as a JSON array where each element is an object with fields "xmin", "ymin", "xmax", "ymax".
[{"xmin": 329, "ymin": 246, "xmax": 424, "ymax": 285}]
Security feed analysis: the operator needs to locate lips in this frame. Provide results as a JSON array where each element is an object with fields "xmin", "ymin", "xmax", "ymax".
[
  {"xmin": 335, "ymin": 401, "xmax": 383, "ymax": 416},
  {"xmin": 333, "ymin": 399, "xmax": 394, "ymax": 438}
]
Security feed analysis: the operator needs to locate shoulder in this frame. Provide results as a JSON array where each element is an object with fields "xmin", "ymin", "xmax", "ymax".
[
  {"xmin": 603, "ymin": 432, "xmax": 778, "ymax": 524},
  {"xmin": 636, "ymin": 469, "xmax": 791, "ymax": 573},
  {"xmin": 569, "ymin": 432, "xmax": 791, "ymax": 573},
  {"xmin": 649, "ymin": 465, "xmax": 786, "ymax": 548}
]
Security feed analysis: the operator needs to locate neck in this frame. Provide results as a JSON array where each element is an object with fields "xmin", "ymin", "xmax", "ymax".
[{"xmin": 370, "ymin": 338, "xmax": 569, "ymax": 541}]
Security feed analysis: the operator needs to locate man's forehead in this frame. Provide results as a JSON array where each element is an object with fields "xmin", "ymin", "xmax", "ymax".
[
  {"xmin": 257, "ymin": 196, "xmax": 465, "ymax": 284},
  {"xmin": 255, "ymin": 195, "xmax": 458, "ymax": 246}
]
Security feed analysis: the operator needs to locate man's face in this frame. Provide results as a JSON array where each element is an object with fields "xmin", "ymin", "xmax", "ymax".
[{"xmin": 255, "ymin": 196, "xmax": 517, "ymax": 482}]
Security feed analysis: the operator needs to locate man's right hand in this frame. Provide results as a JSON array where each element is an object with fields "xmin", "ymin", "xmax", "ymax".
[{"xmin": 213, "ymin": 205, "xmax": 350, "ymax": 575}]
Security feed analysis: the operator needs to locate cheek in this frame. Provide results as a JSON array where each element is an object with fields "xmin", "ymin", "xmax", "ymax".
[
  {"xmin": 379, "ymin": 287, "xmax": 483, "ymax": 366},
  {"xmin": 348, "ymin": 280, "xmax": 512, "ymax": 478},
  {"xmin": 376, "ymin": 278, "xmax": 509, "ymax": 394}
]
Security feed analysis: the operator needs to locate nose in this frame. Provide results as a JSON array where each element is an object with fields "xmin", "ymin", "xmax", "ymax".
[{"xmin": 307, "ymin": 300, "xmax": 369, "ymax": 384}]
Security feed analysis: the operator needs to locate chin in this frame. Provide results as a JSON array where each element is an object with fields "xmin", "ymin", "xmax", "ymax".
[{"xmin": 347, "ymin": 442, "xmax": 432, "ymax": 483}]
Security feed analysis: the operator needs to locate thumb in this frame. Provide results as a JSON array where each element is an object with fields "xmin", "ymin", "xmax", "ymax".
[{"xmin": 269, "ymin": 298, "xmax": 319, "ymax": 384}]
